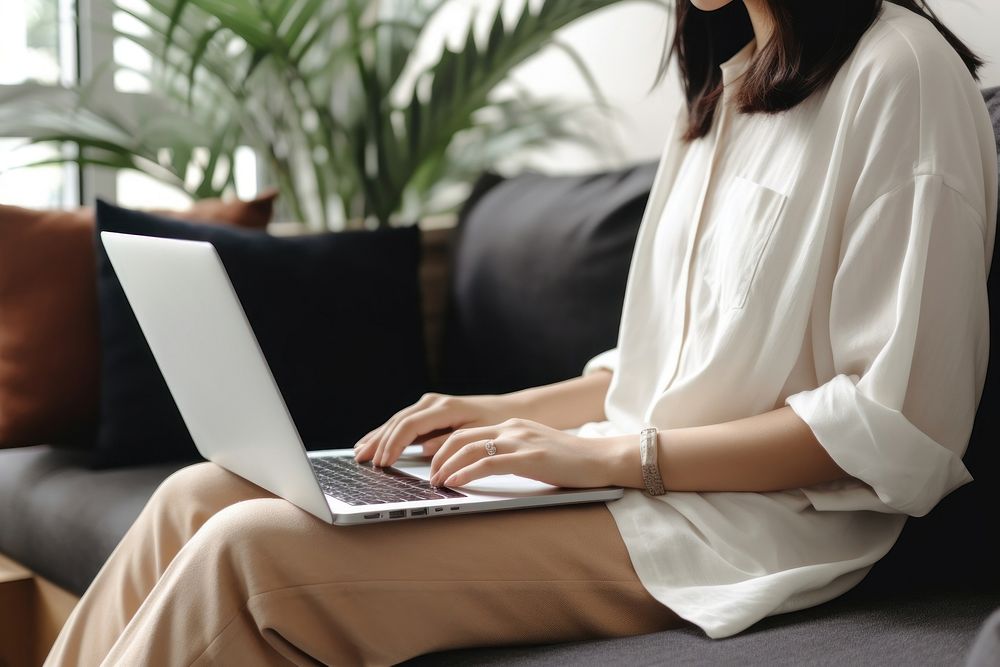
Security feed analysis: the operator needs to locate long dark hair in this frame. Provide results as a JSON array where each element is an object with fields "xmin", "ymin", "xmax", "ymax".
[{"xmin": 658, "ymin": 1, "xmax": 984, "ymax": 141}]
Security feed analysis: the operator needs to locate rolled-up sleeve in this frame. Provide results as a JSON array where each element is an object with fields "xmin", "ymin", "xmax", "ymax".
[
  {"xmin": 582, "ymin": 347, "xmax": 619, "ymax": 377},
  {"xmin": 785, "ymin": 174, "xmax": 992, "ymax": 517}
]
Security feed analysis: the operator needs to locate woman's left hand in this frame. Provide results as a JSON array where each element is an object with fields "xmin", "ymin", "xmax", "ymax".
[{"xmin": 428, "ymin": 418, "xmax": 620, "ymax": 489}]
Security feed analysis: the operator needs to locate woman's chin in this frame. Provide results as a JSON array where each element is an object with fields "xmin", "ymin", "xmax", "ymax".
[{"xmin": 690, "ymin": 0, "xmax": 737, "ymax": 11}]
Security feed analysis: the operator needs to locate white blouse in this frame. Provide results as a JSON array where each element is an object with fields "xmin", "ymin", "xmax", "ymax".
[{"xmin": 573, "ymin": 3, "xmax": 998, "ymax": 638}]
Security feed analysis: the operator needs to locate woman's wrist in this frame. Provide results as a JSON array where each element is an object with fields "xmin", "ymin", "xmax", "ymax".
[
  {"xmin": 600, "ymin": 434, "xmax": 645, "ymax": 489},
  {"xmin": 498, "ymin": 390, "xmax": 538, "ymax": 422},
  {"xmin": 503, "ymin": 370, "xmax": 612, "ymax": 429}
]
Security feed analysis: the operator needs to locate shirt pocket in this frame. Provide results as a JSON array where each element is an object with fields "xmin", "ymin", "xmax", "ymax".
[{"xmin": 715, "ymin": 176, "xmax": 788, "ymax": 310}]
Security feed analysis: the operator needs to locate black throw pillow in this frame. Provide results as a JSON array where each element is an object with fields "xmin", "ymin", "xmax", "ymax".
[
  {"xmin": 92, "ymin": 200, "xmax": 428, "ymax": 468},
  {"xmin": 436, "ymin": 163, "xmax": 658, "ymax": 396}
]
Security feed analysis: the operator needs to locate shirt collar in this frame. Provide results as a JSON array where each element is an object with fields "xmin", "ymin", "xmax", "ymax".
[{"xmin": 720, "ymin": 38, "xmax": 757, "ymax": 87}]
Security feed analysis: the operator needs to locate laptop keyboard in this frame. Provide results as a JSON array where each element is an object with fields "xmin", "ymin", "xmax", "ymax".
[{"xmin": 310, "ymin": 456, "xmax": 466, "ymax": 506}]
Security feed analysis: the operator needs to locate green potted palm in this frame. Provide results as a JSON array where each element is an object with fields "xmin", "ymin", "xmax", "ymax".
[{"xmin": 0, "ymin": 0, "xmax": 666, "ymax": 230}]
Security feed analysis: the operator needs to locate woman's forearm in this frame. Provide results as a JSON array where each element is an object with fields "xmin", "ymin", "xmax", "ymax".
[
  {"xmin": 506, "ymin": 370, "xmax": 612, "ymax": 430},
  {"xmin": 603, "ymin": 405, "xmax": 848, "ymax": 492}
]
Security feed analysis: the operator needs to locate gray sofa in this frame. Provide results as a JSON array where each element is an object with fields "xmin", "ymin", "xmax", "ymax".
[{"xmin": 2, "ymin": 88, "xmax": 999, "ymax": 665}]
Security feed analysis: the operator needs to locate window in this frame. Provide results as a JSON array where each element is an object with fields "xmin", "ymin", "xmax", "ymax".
[
  {"xmin": 0, "ymin": 138, "xmax": 77, "ymax": 208},
  {"xmin": 0, "ymin": 0, "xmax": 256, "ymax": 209},
  {"xmin": 113, "ymin": 0, "xmax": 153, "ymax": 94},
  {"xmin": 0, "ymin": 0, "xmax": 74, "ymax": 87},
  {"xmin": 0, "ymin": 0, "xmax": 78, "ymax": 207}
]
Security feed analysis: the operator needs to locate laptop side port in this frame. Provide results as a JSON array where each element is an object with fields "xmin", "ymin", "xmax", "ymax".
[
  {"xmin": 363, "ymin": 513, "xmax": 381, "ymax": 520},
  {"xmin": 388, "ymin": 510, "xmax": 405, "ymax": 519},
  {"xmin": 450, "ymin": 507, "xmax": 460, "ymax": 511},
  {"xmin": 410, "ymin": 508, "xmax": 427, "ymax": 516}
]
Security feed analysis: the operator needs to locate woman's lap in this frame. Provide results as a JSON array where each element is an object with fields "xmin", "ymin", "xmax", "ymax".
[{"xmin": 49, "ymin": 462, "xmax": 681, "ymax": 666}]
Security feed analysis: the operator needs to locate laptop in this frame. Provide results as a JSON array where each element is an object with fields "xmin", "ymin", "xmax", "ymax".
[{"xmin": 100, "ymin": 231, "xmax": 623, "ymax": 525}]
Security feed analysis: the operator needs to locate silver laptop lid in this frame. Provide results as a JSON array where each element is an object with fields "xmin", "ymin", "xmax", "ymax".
[{"xmin": 100, "ymin": 231, "xmax": 333, "ymax": 523}]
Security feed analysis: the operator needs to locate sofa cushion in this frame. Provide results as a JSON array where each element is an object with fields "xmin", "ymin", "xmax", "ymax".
[
  {"xmin": 986, "ymin": 86, "xmax": 1000, "ymax": 156},
  {"xmin": 0, "ymin": 194, "xmax": 276, "ymax": 449},
  {"xmin": 967, "ymin": 607, "xmax": 1000, "ymax": 667},
  {"xmin": 92, "ymin": 201, "xmax": 429, "ymax": 468},
  {"xmin": 437, "ymin": 163, "xmax": 657, "ymax": 395},
  {"xmin": 0, "ymin": 446, "xmax": 185, "ymax": 595},
  {"xmin": 404, "ymin": 588, "xmax": 1000, "ymax": 666}
]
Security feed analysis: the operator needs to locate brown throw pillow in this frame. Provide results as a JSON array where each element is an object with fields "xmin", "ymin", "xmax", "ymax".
[{"xmin": 0, "ymin": 190, "xmax": 278, "ymax": 448}]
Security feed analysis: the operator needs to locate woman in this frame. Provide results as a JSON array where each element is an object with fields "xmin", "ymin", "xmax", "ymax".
[{"xmin": 48, "ymin": 0, "xmax": 996, "ymax": 664}]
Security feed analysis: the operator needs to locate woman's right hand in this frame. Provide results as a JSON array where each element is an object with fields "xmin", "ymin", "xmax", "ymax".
[{"xmin": 353, "ymin": 392, "xmax": 525, "ymax": 468}]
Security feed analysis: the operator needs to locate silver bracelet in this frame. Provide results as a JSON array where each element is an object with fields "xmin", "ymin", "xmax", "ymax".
[{"xmin": 640, "ymin": 427, "xmax": 667, "ymax": 496}]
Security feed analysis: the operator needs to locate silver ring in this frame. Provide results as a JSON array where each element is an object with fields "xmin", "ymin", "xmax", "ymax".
[{"xmin": 485, "ymin": 439, "xmax": 497, "ymax": 456}]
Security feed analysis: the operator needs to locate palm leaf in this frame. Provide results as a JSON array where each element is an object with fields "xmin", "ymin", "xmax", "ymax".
[{"xmin": 372, "ymin": 0, "xmax": 630, "ymax": 225}]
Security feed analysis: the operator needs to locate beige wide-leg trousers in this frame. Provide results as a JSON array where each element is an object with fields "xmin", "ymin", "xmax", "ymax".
[{"xmin": 45, "ymin": 462, "xmax": 681, "ymax": 666}]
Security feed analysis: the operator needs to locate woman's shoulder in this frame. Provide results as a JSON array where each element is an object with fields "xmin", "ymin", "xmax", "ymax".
[
  {"xmin": 828, "ymin": 3, "xmax": 994, "ymax": 211},
  {"xmin": 842, "ymin": 2, "xmax": 977, "ymax": 96}
]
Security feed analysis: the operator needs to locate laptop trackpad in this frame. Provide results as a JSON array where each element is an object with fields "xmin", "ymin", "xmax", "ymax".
[{"xmin": 393, "ymin": 446, "xmax": 561, "ymax": 497}]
